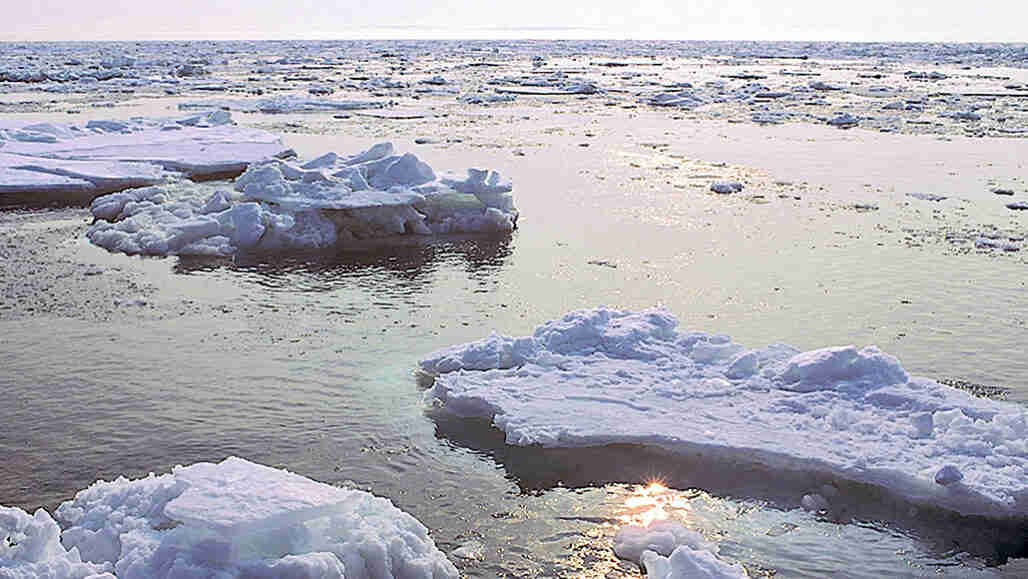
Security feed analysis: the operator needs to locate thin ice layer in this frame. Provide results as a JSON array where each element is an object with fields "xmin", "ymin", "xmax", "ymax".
[
  {"xmin": 87, "ymin": 142, "xmax": 518, "ymax": 256},
  {"xmin": 420, "ymin": 308, "xmax": 1028, "ymax": 519},
  {"xmin": 2, "ymin": 457, "xmax": 458, "ymax": 579}
]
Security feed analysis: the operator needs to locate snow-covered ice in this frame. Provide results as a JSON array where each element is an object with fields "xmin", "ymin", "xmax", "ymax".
[
  {"xmin": 420, "ymin": 308, "xmax": 1028, "ymax": 519},
  {"xmin": 614, "ymin": 520, "xmax": 747, "ymax": 578},
  {"xmin": 87, "ymin": 142, "xmax": 517, "ymax": 256},
  {"xmin": 0, "ymin": 114, "xmax": 290, "ymax": 201},
  {"xmin": 0, "ymin": 457, "xmax": 457, "ymax": 579}
]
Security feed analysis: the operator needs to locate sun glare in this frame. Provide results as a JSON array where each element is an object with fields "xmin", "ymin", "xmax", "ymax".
[{"xmin": 619, "ymin": 480, "xmax": 692, "ymax": 528}]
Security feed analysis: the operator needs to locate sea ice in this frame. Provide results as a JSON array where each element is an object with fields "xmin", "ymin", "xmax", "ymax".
[
  {"xmin": 178, "ymin": 96, "xmax": 388, "ymax": 114},
  {"xmin": 0, "ymin": 114, "xmax": 290, "ymax": 201},
  {"xmin": 826, "ymin": 112, "xmax": 858, "ymax": 128},
  {"xmin": 421, "ymin": 308, "xmax": 1028, "ymax": 519},
  {"xmin": 613, "ymin": 520, "xmax": 747, "ymax": 578},
  {"xmin": 87, "ymin": 143, "xmax": 517, "ymax": 256},
  {"xmin": 1, "ymin": 457, "xmax": 458, "ymax": 579},
  {"xmin": 710, "ymin": 182, "xmax": 744, "ymax": 194}
]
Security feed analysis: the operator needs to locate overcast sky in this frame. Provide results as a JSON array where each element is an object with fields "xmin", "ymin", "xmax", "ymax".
[{"xmin": 5, "ymin": 0, "xmax": 1026, "ymax": 42}]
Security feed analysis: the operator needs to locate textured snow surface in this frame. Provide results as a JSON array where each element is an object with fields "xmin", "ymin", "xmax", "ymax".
[
  {"xmin": 421, "ymin": 308, "xmax": 1028, "ymax": 518},
  {"xmin": 87, "ymin": 142, "xmax": 517, "ymax": 256},
  {"xmin": 1, "ymin": 457, "xmax": 457, "ymax": 579},
  {"xmin": 0, "ymin": 114, "xmax": 290, "ymax": 200}
]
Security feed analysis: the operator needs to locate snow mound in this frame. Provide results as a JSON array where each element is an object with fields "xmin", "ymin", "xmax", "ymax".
[
  {"xmin": 0, "ymin": 114, "xmax": 289, "ymax": 202},
  {"xmin": 613, "ymin": 520, "xmax": 746, "ymax": 578},
  {"xmin": 86, "ymin": 142, "xmax": 518, "ymax": 256},
  {"xmin": 2, "ymin": 457, "xmax": 458, "ymax": 579},
  {"xmin": 421, "ymin": 308, "xmax": 1028, "ymax": 519}
]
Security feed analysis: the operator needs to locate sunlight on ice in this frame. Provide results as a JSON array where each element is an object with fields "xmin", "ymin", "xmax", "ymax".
[{"xmin": 611, "ymin": 482, "xmax": 748, "ymax": 578}]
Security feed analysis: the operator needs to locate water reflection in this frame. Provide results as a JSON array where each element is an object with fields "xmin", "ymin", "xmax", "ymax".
[
  {"xmin": 172, "ymin": 233, "xmax": 513, "ymax": 291},
  {"xmin": 428, "ymin": 409, "xmax": 1028, "ymax": 566},
  {"xmin": 620, "ymin": 482, "xmax": 693, "ymax": 528}
]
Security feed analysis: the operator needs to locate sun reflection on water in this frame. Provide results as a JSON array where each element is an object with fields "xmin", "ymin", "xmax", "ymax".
[{"xmin": 618, "ymin": 480, "xmax": 695, "ymax": 528}]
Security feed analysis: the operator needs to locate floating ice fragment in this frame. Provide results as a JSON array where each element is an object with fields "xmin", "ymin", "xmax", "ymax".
[
  {"xmin": 907, "ymin": 192, "xmax": 947, "ymax": 202},
  {"xmin": 87, "ymin": 143, "xmax": 517, "ymax": 256},
  {"xmin": 16, "ymin": 457, "xmax": 459, "ymax": 579},
  {"xmin": 640, "ymin": 547, "xmax": 749, "ymax": 579},
  {"xmin": 0, "ymin": 115, "xmax": 289, "ymax": 202},
  {"xmin": 613, "ymin": 519, "xmax": 715, "ymax": 561},
  {"xmin": 615, "ymin": 520, "xmax": 747, "ymax": 578},
  {"xmin": 421, "ymin": 307, "xmax": 1028, "ymax": 519},
  {"xmin": 827, "ymin": 112, "xmax": 858, "ymax": 128},
  {"xmin": 710, "ymin": 182, "xmax": 744, "ymax": 194}
]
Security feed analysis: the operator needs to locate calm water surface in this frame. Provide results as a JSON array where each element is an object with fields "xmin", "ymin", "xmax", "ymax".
[{"xmin": 2, "ymin": 121, "xmax": 1026, "ymax": 577}]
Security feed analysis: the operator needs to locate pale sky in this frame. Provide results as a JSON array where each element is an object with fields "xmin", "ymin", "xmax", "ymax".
[{"xmin": 5, "ymin": 0, "xmax": 1026, "ymax": 43}]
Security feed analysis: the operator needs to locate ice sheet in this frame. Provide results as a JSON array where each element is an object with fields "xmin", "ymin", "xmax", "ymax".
[
  {"xmin": 421, "ymin": 308, "xmax": 1028, "ymax": 519},
  {"xmin": 87, "ymin": 142, "xmax": 518, "ymax": 256},
  {"xmin": 0, "ymin": 457, "xmax": 457, "ymax": 579}
]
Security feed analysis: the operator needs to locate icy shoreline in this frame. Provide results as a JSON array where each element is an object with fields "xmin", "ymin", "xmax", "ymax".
[
  {"xmin": 85, "ymin": 142, "xmax": 517, "ymax": 256},
  {"xmin": 420, "ymin": 308, "xmax": 1028, "ymax": 521}
]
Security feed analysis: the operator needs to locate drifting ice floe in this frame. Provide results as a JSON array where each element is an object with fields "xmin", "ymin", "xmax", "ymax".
[
  {"xmin": 0, "ymin": 114, "xmax": 290, "ymax": 201},
  {"xmin": 87, "ymin": 142, "xmax": 517, "ymax": 256},
  {"xmin": 420, "ymin": 308, "xmax": 1028, "ymax": 519},
  {"xmin": 0, "ymin": 457, "xmax": 457, "ymax": 579},
  {"xmin": 614, "ymin": 520, "xmax": 747, "ymax": 578}
]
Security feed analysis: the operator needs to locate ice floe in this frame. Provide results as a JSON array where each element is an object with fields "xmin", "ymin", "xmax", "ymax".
[
  {"xmin": 0, "ymin": 114, "xmax": 290, "ymax": 202},
  {"xmin": 420, "ymin": 308, "xmax": 1028, "ymax": 520},
  {"xmin": 0, "ymin": 457, "xmax": 457, "ymax": 579},
  {"xmin": 178, "ymin": 96, "xmax": 388, "ymax": 114},
  {"xmin": 710, "ymin": 182, "xmax": 744, "ymax": 194},
  {"xmin": 86, "ymin": 142, "xmax": 517, "ymax": 256},
  {"xmin": 614, "ymin": 520, "xmax": 747, "ymax": 578}
]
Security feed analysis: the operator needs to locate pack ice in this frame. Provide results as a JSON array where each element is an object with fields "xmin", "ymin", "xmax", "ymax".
[
  {"xmin": 420, "ymin": 308, "xmax": 1028, "ymax": 519},
  {"xmin": 87, "ymin": 142, "xmax": 517, "ymax": 256},
  {"xmin": 0, "ymin": 457, "xmax": 458, "ymax": 579},
  {"xmin": 0, "ymin": 113, "xmax": 290, "ymax": 201}
]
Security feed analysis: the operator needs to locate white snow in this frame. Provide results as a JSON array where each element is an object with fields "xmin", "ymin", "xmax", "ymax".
[
  {"xmin": 0, "ymin": 114, "xmax": 290, "ymax": 200},
  {"xmin": 86, "ymin": 142, "xmax": 517, "ymax": 256},
  {"xmin": 2, "ymin": 457, "xmax": 457, "ymax": 579},
  {"xmin": 420, "ymin": 308, "xmax": 1028, "ymax": 519},
  {"xmin": 640, "ymin": 547, "xmax": 749, "ymax": 579},
  {"xmin": 613, "ymin": 521, "xmax": 747, "ymax": 578}
]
